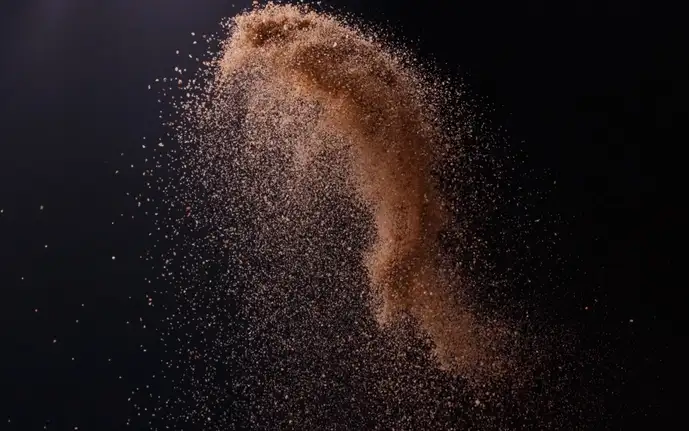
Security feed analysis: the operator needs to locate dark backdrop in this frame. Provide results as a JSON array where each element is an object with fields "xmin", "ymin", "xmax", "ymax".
[{"xmin": 0, "ymin": 0, "xmax": 678, "ymax": 429}]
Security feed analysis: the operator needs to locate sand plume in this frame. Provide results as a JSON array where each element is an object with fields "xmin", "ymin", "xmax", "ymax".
[{"xmin": 177, "ymin": 3, "xmax": 512, "ymax": 379}]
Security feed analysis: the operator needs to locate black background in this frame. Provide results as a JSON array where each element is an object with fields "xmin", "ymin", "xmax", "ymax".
[{"xmin": 0, "ymin": 0, "xmax": 679, "ymax": 429}]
